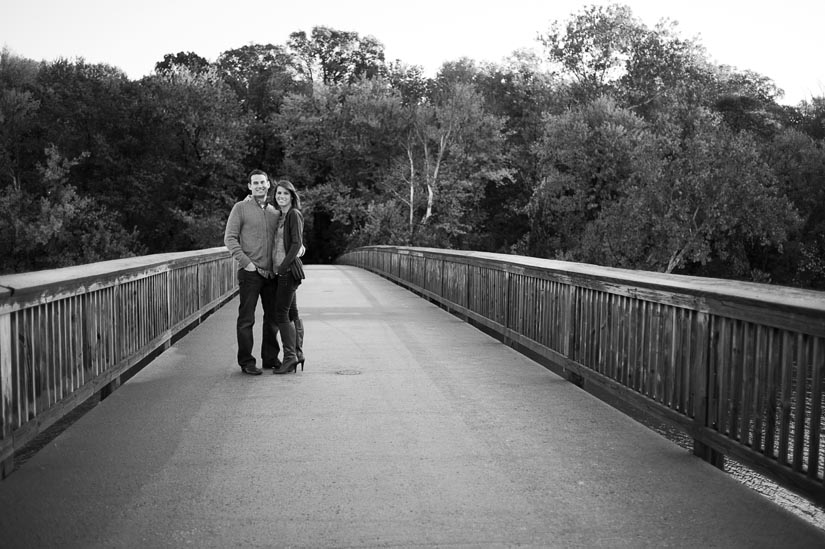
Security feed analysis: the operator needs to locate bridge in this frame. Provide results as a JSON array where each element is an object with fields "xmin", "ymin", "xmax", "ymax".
[{"xmin": 1, "ymin": 247, "xmax": 824, "ymax": 547}]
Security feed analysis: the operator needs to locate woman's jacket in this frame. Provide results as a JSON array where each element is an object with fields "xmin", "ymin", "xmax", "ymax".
[{"xmin": 275, "ymin": 208, "xmax": 305, "ymax": 280}]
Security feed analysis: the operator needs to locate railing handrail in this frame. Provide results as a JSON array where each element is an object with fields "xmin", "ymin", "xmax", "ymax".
[
  {"xmin": 0, "ymin": 247, "xmax": 230, "ymax": 310},
  {"xmin": 339, "ymin": 245, "xmax": 825, "ymax": 506},
  {"xmin": 368, "ymin": 245, "xmax": 825, "ymax": 324}
]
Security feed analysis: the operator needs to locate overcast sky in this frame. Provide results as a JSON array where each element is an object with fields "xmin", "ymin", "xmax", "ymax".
[{"xmin": 1, "ymin": 0, "xmax": 823, "ymax": 105}]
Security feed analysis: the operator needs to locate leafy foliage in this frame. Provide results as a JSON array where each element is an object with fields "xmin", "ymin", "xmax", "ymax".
[
  {"xmin": 1, "ymin": 7, "xmax": 824, "ymax": 289},
  {"xmin": 0, "ymin": 145, "xmax": 141, "ymax": 272}
]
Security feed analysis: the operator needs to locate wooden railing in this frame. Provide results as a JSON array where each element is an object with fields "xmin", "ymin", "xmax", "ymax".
[
  {"xmin": 0, "ymin": 247, "xmax": 237, "ymax": 476},
  {"xmin": 339, "ymin": 246, "xmax": 825, "ymax": 505}
]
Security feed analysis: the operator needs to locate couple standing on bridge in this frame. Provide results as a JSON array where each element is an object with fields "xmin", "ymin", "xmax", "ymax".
[{"xmin": 223, "ymin": 169, "xmax": 306, "ymax": 376}]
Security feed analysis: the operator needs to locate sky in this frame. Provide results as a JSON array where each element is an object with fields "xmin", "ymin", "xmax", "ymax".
[{"xmin": 1, "ymin": 0, "xmax": 823, "ymax": 106}]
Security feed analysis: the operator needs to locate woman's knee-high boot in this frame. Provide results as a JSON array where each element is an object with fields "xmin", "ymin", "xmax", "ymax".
[
  {"xmin": 273, "ymin": 322, "xmax": 299, "ymax": 374},
  {"xmin": 294, "ymin": 318, "xmax": 305, "ymax": 367}
]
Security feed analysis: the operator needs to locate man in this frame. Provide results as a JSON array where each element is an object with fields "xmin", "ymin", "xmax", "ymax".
[{"xmin": 224, "ymin": 169, "xmax": 281, "ymax": 375}]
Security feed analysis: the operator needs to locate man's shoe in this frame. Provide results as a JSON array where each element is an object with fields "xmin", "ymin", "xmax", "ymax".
[
  {"xmin": 262, "ymin": 360, "xmax": 282, "ymax": 370},
  {"xmin": 241, "ymin": 365, "xmax": 262, "ymax": 376}
]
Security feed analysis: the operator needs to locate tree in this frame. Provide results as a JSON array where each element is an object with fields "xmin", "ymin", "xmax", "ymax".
[
  {"xmin": 711, "ymin": 67, "xmax": 787, "ymax": 138},
  {"xmin": 216, "ymin": 44, "xmax": 303, "ymax": 170},
  {"xmin": 409, "ymin": 81, "xmax": 511, "ymax": 246},
  {"xmin": 794, "ymin": 96, "xmax": 825, "ymax": 141},
  {"xmin": 762, "ymin": 128, "xmax": 825, "ymax": 287},
  {"xmin": 530, "ymin": 95, "xmax": 799, "ymax": 277},
  {"xmin": 386, "ymin": 61, "xmax": 428, "ymax": 106},
  {"xmin": 619, "ymin": 19, "xmax": 713, "ymax": 119},
  {"xmin": 155, "ymin": 51, "xmax": 210, "ymax": 74},
  {"xmin": 596, "ymin": 112, "xmax": 799, "ymax": 277},
  {"xmin": 473, "ymin": 52, "xmax": 561, "ymax": 252},
  {"xmin": 529, "ymin": 96, "xmax": 658, "ymax": 259},
  {"xmin": 216, "ymin": 44, "xmax": 302, "ymax": 116},
  {"xmin": 540, "ymin": 4, "xmax": 642, "ymax": 100},
  {"xmin": 287, "ymin": 26, "xmax": 386, "ymax": 86},
  {"xmin": 132, "ymin": 66, "xmax": 251, "ymax": 250},
  {"xmin": 27, "ymin": 58, "xmax": 134, "ymax": 197},
  {"xmin": 274, "ymin": 79, "xmax": 406, "ymax": 258},
  {"xmin": 648, "ymin": 117, "xmax": 798, "ymax": 276},
  {"xmin": 0, "ymin": 49, "xmax": 41, "ymax": 189},
  {"xmin": 0, "ymin": 145, "xmax": 142, "ymax": 273}
]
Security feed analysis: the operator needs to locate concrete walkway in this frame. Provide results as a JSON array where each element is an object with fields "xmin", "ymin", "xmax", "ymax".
[{"xmin": 1, "ymin": 265, "xmax": 823, "ymax": 548}]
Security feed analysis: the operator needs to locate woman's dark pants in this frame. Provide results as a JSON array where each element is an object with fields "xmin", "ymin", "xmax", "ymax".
[{"xmin": 236, "ymin": 269, "xmax": 280, "ymax": 369}]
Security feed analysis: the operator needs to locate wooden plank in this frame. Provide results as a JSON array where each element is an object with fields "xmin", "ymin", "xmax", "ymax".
[
  {"xmin": 653, "ymin": 303, "xmax": 664, "ymax": 403},
  {"xmin": 808, "ymin": 337, "xmax": 823, "ymax": 479},
  {"xmin": 665, "ymin": 306, "xmax": 676, "ymax": 409},
  {"xmin": 716, "ymin": 318, "xmax": 730, "ymax": 435},
  {"xmin": 628, "ymin": 299, "xmax": 639, "ymax": 391},
  {"xmin": 793, "ymin": 334, "xmax": 809, "ymax": 472},
  {"xmin": 610, "ymin": 294, "xmax": 621, "ymax": 381},
  {"xmin": 0, "ymin": 314, "xmax": 11, "ymax": 440},
  {"xmin": 33, "ymin": 307, "xmax": 45, "ymax": 420},
  {"xmin": 536, "ymin": 279, "xmax": 546, "ymax": 347},
  {"xmin": 106, "ymin": 287, "xmax": 116, "ymax": 369},
  {"xmin": 741, "ymin": 322, "xmax": 755, "ymax": 447},
  {"xmin": 43, "ymin": 301, "xmax": 53, "ymax": 407},
  {"xmin": 562, "ymin": 284, "xmax": 572, "ymax": 358},
  {"xmin": 779, "ymin": 331, "xmax": 795, "ymax": 465},
  {"xmin": 729, "ymin": 320, "xmax": 744, "ymax": 441},
  {"xmin": 553, "ymin": 282, "xmax": 562, "ymax": 351},
  {"xmin": 641, "ymin": 300, "xmax": 651, "ymax": 396},
  {"xmin": 61, "ymin": 298, "xmax": 72, "ymax": 395},
  {"xmin": 69, "ymin": 295, "xmax": 80, "ymax": 390},
  {"xmin": 55, "ymin": 299, "xmax": 65, "ymax": 401},
  {"xmin": 623, "ymin": 298, "xmax": 633, "ymax": 388},
  {"xmin": 580, "ymin": 287, "xmax": 586, "ymax": 367},
  {"xmin": 528, "ymin": 275, "xmax": 538, "ymax": 341},
  {"xmin": 706, "ymin": 315, "xmax": 721, "ymax": 431},
  {"xmin": 10, "ymin": 313, "xmax": 20, "ymax": 430},
  {"xmin": 599, "ymin": 292, "xmax": 609, "ymax": 376},
  {"xmin": 582, "ymin": 288, "xmax": 592, "ymax": 369},
  {"xmin": 679, "ymin": 309, "xmax": 692, "ymax": 413},
  {"xmin": 594, "ymin": 290, "xmax": 602, "ymax": 372},
  {"xmin": 752, "ymin": 325, "xmax": 768, "ymax": 452},
  {"xmin": 85, "ymin": 291, "xmax": 97, "ymax": 377},
  {"xmin": 764, "ymin": 328, "xmax": 780, "ymax": 459}
]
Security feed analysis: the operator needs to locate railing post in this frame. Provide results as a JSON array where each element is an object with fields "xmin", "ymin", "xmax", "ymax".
[
  {"xmin": 0, "ymin": 312, "xmax": 12, "ymax": 477},
  {"xmin": 504, "ymin": 270, "xmax": 511, "ymax": 344},
  {"xmin": 693, "ymin": 312, "xmax": 724, "ymax": 469},
  {"xmin": 440, "ymin": 258, "xmax": 445, "ymax": 300}
]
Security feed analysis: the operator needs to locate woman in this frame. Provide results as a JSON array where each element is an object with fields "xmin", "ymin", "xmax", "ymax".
[{"xmin": 271, "ymin": 179, "xmax": 305, "ymax": 374}]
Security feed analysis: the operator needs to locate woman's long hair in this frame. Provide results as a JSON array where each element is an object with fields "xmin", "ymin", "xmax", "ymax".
[{"xmin": 275, "ymin": 179, "xmax": 301, "ymax": 211}]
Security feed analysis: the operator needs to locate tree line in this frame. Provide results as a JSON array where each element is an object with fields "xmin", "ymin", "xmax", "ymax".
[{"xmin": 1, "ymin": 4, "xmax": 824, "ymax": 289}]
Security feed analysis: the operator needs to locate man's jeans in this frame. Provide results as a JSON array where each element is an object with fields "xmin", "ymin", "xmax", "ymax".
[{"xmin": 236, "ymin": 269, "xmax": 280, "ymax": 368}]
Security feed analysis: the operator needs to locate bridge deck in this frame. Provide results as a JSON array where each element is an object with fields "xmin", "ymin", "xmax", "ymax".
[{"xmin": 1, "ymin": 265, "xmax": 823, "ymax": 548}]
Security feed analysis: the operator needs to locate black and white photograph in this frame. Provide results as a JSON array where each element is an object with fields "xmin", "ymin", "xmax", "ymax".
[{"xmin": 1, "ymin": 1, "xmax": 825, "ymax": 546}]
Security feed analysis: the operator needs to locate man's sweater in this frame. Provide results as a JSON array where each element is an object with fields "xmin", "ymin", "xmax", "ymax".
[{"xmin": 224, "ymin": 197, "xmax": 279, "ymax": 271}]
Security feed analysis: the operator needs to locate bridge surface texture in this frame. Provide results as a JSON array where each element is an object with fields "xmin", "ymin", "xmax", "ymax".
[{"xmin": 1, "ymin": 265, "xmax": 823, "ymax": 548}]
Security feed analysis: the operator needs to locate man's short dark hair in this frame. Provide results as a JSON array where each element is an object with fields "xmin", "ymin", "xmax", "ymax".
[{"xmin": 248, "ymin": 169, "xmax": 268, "ymax": 181}]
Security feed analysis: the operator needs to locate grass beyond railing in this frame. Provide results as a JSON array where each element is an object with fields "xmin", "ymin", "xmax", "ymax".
[
  {"xmin": 0, "ymin": 247, "xmax": 237, "ymax": 476},
  {"xmin": 338, "ymin": 246, "xmax": 825, "ymax": 506}
]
